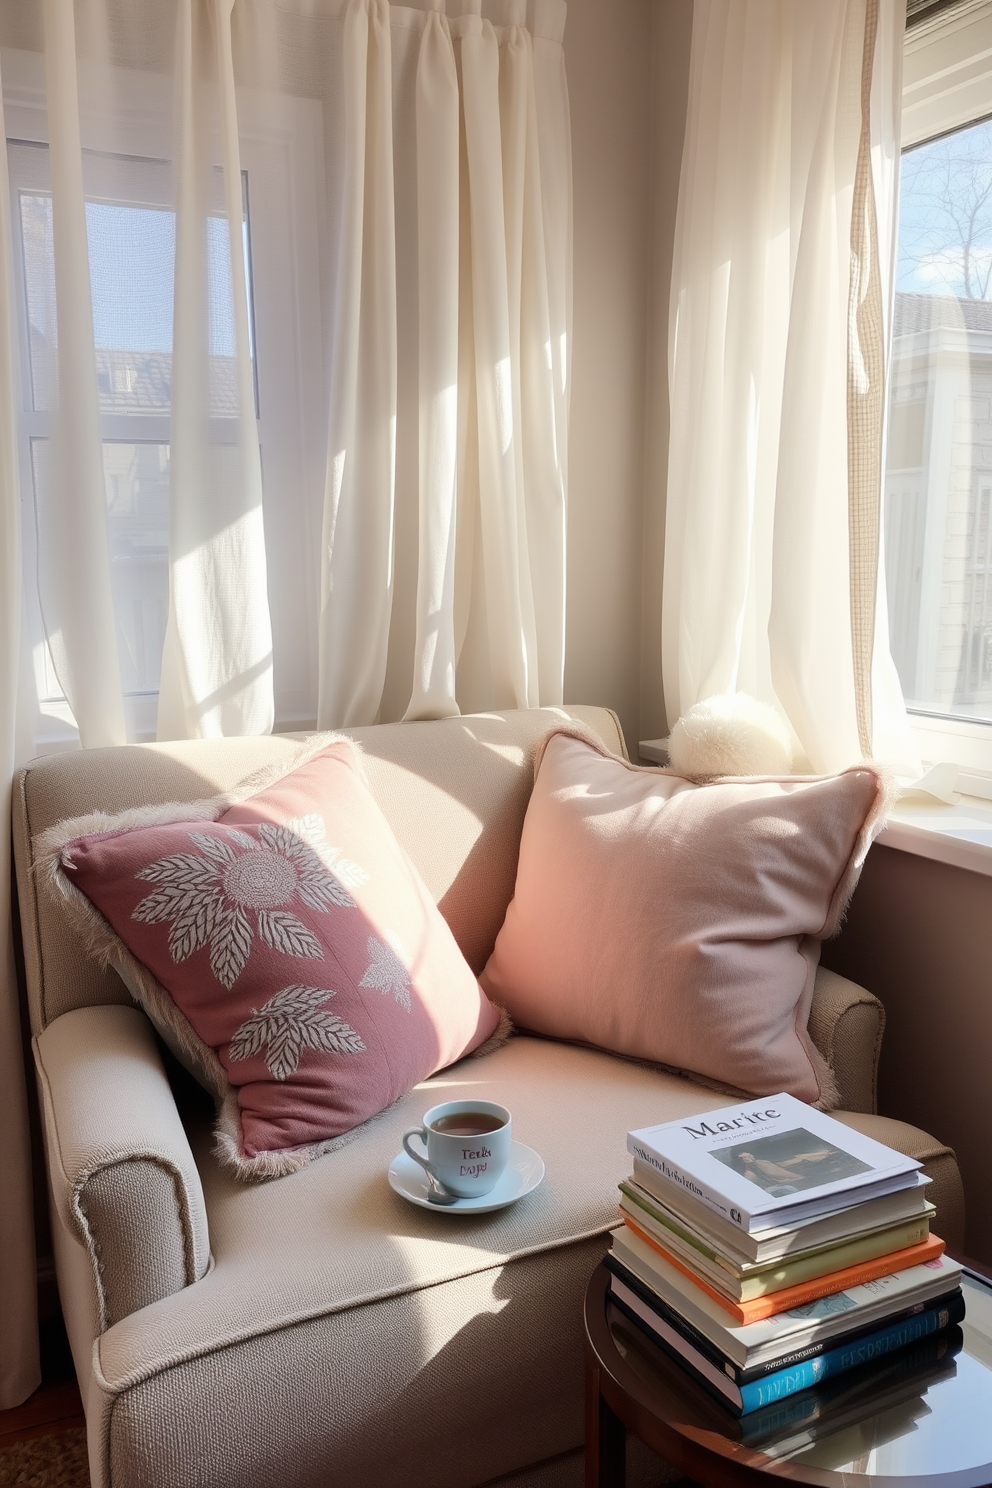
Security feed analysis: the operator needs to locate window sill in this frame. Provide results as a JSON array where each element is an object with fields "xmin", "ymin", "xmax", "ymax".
[
  {"xmin": 638, "ymin": 738, "xmax": 992, "ymax": 879},
  {"xmin": 880, "ymin": 798, "xmax": 992, "ymax": 879}
]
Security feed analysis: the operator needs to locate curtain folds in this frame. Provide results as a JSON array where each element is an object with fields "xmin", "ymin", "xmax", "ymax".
[
  {"xmin": 318, "ymin": 0, "xmax": 398, "ymax": 730},
  {"xmin": 40, "ymin": 0, "xmax": 127, "ymax": 749},
  {"xmin": 0, "ymin": 50, "xmax": 40, "ymax": 1412},
  {"xmin": 316, "ymin": 0, "xmax": 570, "ymax": 728},
  {"xmin": 157, "ymin": 0, "xmax": 275, "ymax": 740},
  {"xmin": 407, "ymin": 1, "xmax": 460, "ymax": 720},
  {"xmin": 0, "ymin": 0, "xmax": 570, "ymax": 1401},
  {"xmin": 663, "ymin": 0, "xmax": 918, "ymax": 774}
]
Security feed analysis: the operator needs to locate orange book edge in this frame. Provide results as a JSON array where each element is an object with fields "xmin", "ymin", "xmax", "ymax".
[{"xmin": 621, "ymin": 1215, "xmax": 945, "ymax": 1325}]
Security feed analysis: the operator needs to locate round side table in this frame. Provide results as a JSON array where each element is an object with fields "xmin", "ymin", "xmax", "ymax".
[{"xmin": 584, "ymin": 1259, "xmax": 992, "ymax": 1488}]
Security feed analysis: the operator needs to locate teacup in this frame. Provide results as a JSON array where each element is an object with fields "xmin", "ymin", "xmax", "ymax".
[{"xmin": 403, "ymin": 1099, "xmax": 511, "ymax": 1198}]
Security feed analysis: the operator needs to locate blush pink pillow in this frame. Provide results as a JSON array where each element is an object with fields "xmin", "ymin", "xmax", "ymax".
[
  {"xmin": 479, "ymin": 730, "xmax": 890, "ymax": 1107},
  {"xmin": 38, "ymin": 737, "xmax": 504, "ymax": 1178}
]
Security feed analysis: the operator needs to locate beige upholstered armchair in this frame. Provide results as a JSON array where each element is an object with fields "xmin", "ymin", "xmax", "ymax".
[{"xmin": 14, "ymin": 707, "xmax": 966, "ymax": 1488}]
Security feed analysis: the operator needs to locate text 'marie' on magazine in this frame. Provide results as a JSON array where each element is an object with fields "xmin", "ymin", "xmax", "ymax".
[{"xmin": 627, "ymin": 1093, "xmax": 926, "ymax": 1233}]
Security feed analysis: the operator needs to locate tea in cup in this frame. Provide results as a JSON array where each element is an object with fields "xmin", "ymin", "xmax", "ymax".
[{"xmin": 403, "ymin": 1099, "xmax": 511, "ymax": 1198}]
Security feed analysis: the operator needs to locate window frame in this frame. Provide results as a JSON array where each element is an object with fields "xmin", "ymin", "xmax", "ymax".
[{"xmin": 893, "ymin": 1, "xmax": 992, "ymax": 782}]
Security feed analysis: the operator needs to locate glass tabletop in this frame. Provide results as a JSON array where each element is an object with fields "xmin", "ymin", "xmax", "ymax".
[{"xmin": 608, "ymin": 1268, "xmax": 992, "ymax": 1482}]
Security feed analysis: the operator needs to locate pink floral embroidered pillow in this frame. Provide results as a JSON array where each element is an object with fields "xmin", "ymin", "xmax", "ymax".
[
  {"xmin": 38, "ymin": 737, "xmax": 504, "ymax": 1178},
  {"xmin": 479, "ymin": 730, "xmax": 891, "ymax": 1108}
]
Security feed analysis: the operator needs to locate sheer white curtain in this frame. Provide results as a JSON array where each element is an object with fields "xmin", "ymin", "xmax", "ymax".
[
  {"xmin": 0, "ymin": 0, "xmax": 570, "ymax": 1403},
  {"xmin": 662, "ymin": 0, "xmax": 918, "ymax": 774},
  {"xmin": 0, "ymin": 51, "xmax": 40, "ymax": 1410},
  {"xmin": 318, "ymin": 0, "xmax": 570, "ymax": 726}
]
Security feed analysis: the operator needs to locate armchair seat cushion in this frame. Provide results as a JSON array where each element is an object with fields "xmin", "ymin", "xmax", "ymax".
[{"xmin": 88, "ymin": 1036, "xmax": 743, "ymax": 1488}]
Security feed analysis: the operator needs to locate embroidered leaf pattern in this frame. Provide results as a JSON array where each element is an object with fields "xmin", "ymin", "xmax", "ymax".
[
  {"xmin": 210, "ymin": 903, "xmax": 253, "ymax": 989},
  {"xmin": 132, "ymin": 882, "xmax": 219, "ymax": 927},
  {"xmin": 189, "ymin": 832, "xmax": 238, "ymax": 865},
  {"xmin": 359, "ymin": 935, "xmax": 412, "ymax": 1012},
  {"xmin": 259, "ymin": 819, "xmax": 356, "ymax": 908},
  {"xmin": 320, "ymin": 844, "xmax": 369, "ymax": 890},
  {"xmin": 226, "ymin": 829, "xmax": 257, "ymax": 851},
  {"xmin": 167, "ymin": 894, "xmax": 220, "ymax": 962},
  {"xmin": 131, "ymin": 815, "xmax": 367, "ymax": 990},
  {"xmin": 280, "ymin": 815, "xmax": 324, "ymax": 849},
  {"xmin": 228, "ymin": 985, "xmax": 366, "ymax": 1080},
  {"xmin": 295, "ymin": 876, "xmax": 354, "ymax": 912},
  {"xmin": 257, "ymin": 909, "xmax": 322, "ymax": 960},
  {"xmin": 136, "ymin": 854, "xmax": 218, "ymax": 888}
]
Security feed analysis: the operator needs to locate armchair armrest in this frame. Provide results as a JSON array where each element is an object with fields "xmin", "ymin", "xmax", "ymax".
[
  {"xmin": 808, "ymin": 965, "xmax": 885, "ymax": 1115},
  {"xmin": 34, "ymin": 1004, "xmax": 210, "ymax": 1331}
]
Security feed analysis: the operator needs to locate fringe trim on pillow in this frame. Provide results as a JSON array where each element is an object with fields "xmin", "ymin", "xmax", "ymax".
[
  {"xmin": 33, "ymin": 728, "xmax": 504, "ymax": 1182},
  {"xmin": 820, "ymin": 765, "xmax": 896, "ymax": 938},
  {"xmin": 807, "ymin": 1039, "xmax": 842, "ymax": 1112},
  {"xmin": 213, "ymin": 1086, "xmax": 413, "ymax": 1181},
  {"xmin": 31, "ymin": 729, "xmax": 380, "ymax": 1182},
  {"xmin": 31, "ymin": 729, "xmax": 356, "ymax": 877},
  {"xmin": 34, "ymin": 843, "xmax": 232, "ymax": 1108},
  {"xmin": 468, "ymin": 1003, "xmax": 513, "ymax": 1059}
]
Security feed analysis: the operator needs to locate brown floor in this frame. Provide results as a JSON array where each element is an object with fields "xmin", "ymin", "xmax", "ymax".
[
  {"xmin": 0, "ymin": 1381, "xmax": 84, "ymax": 1450},
  {"xmin": 0, "ymin": 1317, "xmax": 84, "ymax": 1448}
]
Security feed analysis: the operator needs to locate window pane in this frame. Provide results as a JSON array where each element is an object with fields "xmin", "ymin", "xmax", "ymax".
[
  {"xmin": 18, "ymin": 170, "xmax": 256, "ymax": 416},
  {"xmin": 885, "ymin": 118, "xmax": 992, "ymax": 721},
  {"xmin": 30, "ymin": 440, "xmax": 170, "ymax": 698}
]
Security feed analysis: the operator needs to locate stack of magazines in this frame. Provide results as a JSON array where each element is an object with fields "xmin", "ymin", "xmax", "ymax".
[{"xmin": 607, "ymin": 1093, "xmax": 965, "ymax": 1416}]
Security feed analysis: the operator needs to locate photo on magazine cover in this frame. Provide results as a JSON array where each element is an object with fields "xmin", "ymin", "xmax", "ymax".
[{"xmin": 710, "ymin": 1127, "xmax": 873, "ymax": 1197}]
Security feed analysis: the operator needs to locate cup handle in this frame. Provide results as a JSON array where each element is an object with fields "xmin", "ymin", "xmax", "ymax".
[{"xmin": 402, "ymin": 1128, "xmax": 431, "ymax": 1173}]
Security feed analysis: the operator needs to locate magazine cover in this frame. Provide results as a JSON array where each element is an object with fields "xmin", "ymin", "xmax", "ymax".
[{"xmin": 628, "ymin": 1093, "xmax": 923, "ymax": 1230}]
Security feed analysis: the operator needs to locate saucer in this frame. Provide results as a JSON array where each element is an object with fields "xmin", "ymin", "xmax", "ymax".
[{"xmin": 388, "ymin": 1139, "xmax": 545, "ymax": 1214}]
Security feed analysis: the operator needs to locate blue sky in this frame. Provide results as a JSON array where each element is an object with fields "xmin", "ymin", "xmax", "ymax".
[
  {"xmin": 84, "ymin": 200, "xmax": 239, "ymax": 356},
  {"xmin": 897, "ymin": 118, "xmax": 992, "ymax": 301}
]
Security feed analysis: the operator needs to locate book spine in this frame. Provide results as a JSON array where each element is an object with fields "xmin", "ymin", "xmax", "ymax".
[
  {"xmin": 628, "ymin": 1165, "xmax": 760, "ymax": 1258},
  {"xmin": 625, "ymin": 1216, "xmax": 945, "ymax": 1324},
  {"xmin": 620, "ymin": 1187, "xmax": 724, "ymax": 1265},
  {"xmin": 604, "ymin": 1254, "xmax": 735, "ymax": 1376},
  {"xmin": 627, "ymin": 1135, "xmax": 750, "ymax": 1227},
  {"xmin": 608, "ymin": 1292, "xmax": 743, "ymax": 1412},
  {"xmin": 623, "ymin": 1195, "xmax": 931, "ymax": 1298},
  {"xmin": 606, "ymin": 1250, "xmax": 964, "ymax": 1386},
  {"xmin": 738, "ymin": 1292, "xmax": 966, "ymax": 1415}
]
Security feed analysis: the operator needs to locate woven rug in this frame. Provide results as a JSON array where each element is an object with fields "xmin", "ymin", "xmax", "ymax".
[{"xmin": 0, "ymin": 1428, "xmax": 89, "ymax": 1488}]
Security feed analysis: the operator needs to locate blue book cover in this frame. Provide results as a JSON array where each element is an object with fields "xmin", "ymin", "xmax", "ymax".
[
  {"xmin": 604, "ymin": 1250, "xmax": 961, "ymax": 1385},
  {"xmin": 608, "ymin": 1263, "xmax": 965, "ymax": 1416},
  {"xmin": 737, "ymin": 1293, "xmax": 965, "ymax": 1413}
]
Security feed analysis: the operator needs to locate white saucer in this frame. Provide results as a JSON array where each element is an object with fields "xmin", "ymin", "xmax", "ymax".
[{"xmin": 388, "ymin": 1139, "xmax": 545, "ymax": 1214}]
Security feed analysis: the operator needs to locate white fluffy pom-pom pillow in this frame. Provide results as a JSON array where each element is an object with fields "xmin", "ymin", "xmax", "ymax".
[{"xmin": 668, "ymin": 694, "xmax": 794, "ymax": 777}]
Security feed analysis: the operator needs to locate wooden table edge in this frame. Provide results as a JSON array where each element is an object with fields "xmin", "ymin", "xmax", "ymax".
[{"xmin": 583, "ymin": 1251, "xmax": 992, "ymax": 1488}]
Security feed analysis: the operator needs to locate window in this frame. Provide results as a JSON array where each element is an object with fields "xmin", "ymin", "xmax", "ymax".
[
  {"xmin": 884, "ymin": 0, "xmax": 992, "ymax": 786},
  {"xmin": 4, "ymin": 61, "xmax": 325, "ymax": 746},
  {"xmin": 9, "ymin": 143, "xmax": 254, "ymax": 732}
]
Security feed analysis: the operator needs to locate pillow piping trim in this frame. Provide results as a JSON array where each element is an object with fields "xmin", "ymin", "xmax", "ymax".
[{"xmin": 525, "ymin": 728, "xmax": 896, "ymax": 1112}]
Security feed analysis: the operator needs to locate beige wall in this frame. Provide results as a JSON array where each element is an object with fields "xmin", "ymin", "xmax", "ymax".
[
  {"xmin": 822, "ymin": 845, "xmax": 992, "ymax": 1263},
  {"xmin": 640, "ymin": 0, "xmax": 693, "ymax": 747},
  {"xmin": 562, "ymin": 0, "xmax": 692, "ymax": 753}
]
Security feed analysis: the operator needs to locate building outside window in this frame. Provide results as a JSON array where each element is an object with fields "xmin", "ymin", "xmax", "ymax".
[{"xmin": 883, "ymin": 0, "xmax": 992, "ymax": 784}]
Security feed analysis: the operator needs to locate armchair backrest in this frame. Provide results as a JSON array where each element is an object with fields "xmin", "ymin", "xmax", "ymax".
[{"xmin": 13, "ymin": 705, "xmax": 625, "ymax": 1035}]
